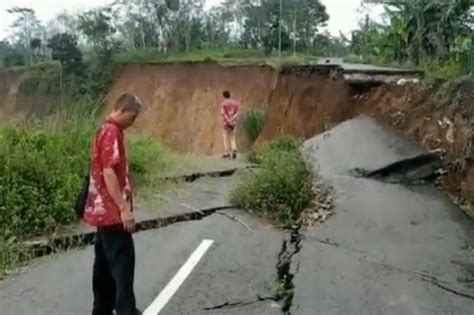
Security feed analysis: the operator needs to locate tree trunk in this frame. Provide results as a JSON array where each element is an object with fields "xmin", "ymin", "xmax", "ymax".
[
  {"xmin": 292, "ymin": 10, "xmax": 297, "ymax": 56},
  {"xmin": 278, "ymin": 0, "xmax": 282, "ymax": 57},
  {"xmin": 185, "ymin": 20, "xmax": 191, "ymax": 53}
]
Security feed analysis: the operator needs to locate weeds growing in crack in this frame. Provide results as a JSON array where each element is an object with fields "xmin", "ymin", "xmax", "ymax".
[{"xmin": 275, "ymin": 228, "xmax": 302, "ymax": 314}]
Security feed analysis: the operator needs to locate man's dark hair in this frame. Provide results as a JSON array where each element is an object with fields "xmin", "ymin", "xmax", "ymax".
[{"xmin": 223, "ymin": 90, "xmax": 231, "ymax": 98}]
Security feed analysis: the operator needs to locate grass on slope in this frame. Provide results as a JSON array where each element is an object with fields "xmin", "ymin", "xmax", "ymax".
[{"xmin": 114, "ymin": 48, "xmax": 319, "ymax": 69}]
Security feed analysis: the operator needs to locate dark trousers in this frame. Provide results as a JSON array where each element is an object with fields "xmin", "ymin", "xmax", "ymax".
[{"xmin": 92, "ymin": 225, "xmax": 137, "ymax": 315}]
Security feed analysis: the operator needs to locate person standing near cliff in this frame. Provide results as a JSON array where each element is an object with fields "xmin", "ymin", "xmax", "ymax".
[
  {"xmin": 83, "ymin": 92, "xmax": 143, "ymax": 315},
  {"xmin": 220, "ymin": 90, "xmax": 240, "ymax": 159}
]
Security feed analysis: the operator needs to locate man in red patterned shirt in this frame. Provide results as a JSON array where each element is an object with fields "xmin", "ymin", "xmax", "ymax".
[{"xmin": 83, "ymin": 92, "xmax": 143, "ymax": 315}]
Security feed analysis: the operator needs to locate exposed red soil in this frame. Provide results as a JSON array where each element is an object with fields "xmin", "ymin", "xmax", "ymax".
[
  {"xmin": 0, "ymin": 69, "xmax": 59, "ymax": 119},
  {"xmin": 1, "ymin": 62, "xmax": 472, "ymax": 213},
  {"xmin": 105, "ymin": 62, "xmax": 352, "ymax": 154},
  {"xmin": 0, "ymin": 70, "xmax": 22, "ymax": 120}
]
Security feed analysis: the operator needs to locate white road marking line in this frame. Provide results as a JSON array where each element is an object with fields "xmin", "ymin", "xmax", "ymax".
[{"xmin": 143, "ymin": 239, "xmax": 214, "ymax": 315}]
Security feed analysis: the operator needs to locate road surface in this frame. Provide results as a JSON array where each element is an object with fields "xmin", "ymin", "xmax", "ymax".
[
  {"xmin": 293, "ymin": 116, "xmax": 474, "ymax": 314},
  {"xmin": 1, "ymin": 116, "xmax": 474, "ymax": 315},
  {"xmin": 0, "ymin": 210, "xmax": 283, "ymax": 315}
]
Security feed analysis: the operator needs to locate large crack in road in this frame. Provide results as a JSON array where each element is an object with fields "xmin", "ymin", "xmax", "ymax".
[
  {"xmin": 24, "ymin": 205, "xmax": 237, "ymax": 259},
  {"xmin": 275, "ymin": 227, "xmax": 302, "ymax": 315},
  {"xmin": 351, "ymin": 152, "xmax": 442, "ymax": 185}
]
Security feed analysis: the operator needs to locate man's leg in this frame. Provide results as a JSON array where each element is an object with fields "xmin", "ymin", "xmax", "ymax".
[
  {"xmin": 230, "ymin": 129, "xmax": 237, "ymax": 159},
  {"xmin": 92, "ymin": 230, "xmax": 116, "ymax": 315},
  {"xmin": 101, "ymin": 225, "xmax": 137, "ymax": 315},
  {"xmin": 222, "ymin": 128, "xmax": 230, "ymax": 158}
]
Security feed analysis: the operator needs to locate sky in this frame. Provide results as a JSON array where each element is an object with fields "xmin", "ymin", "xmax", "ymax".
[{"xmin": 0, "ymin": 0, "xmax": 384, "ymax": 40}]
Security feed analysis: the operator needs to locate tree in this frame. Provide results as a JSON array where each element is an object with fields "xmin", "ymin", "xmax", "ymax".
[
  {"xmin": 203, "ymin": 7, "xmax": 231, "ymax": 49},
  {"xmin": 45, "ymin": 10, "xmax": 81, "ymax": 41},
  {"xmin": 224, "ymin": 0, "xmax": 329, "ymax": 55},
  {"xmin": 298, "ymin": 0, "xmax": 329, "ymax": 53},
  {"xmin": 364, "ymin": 0, "xmax": 474, "ymax": 65},
  {"xmin": 47, "ymin": 33, "xmax": 84, "ymax": 75},
  {"xmin": 7, "ymin": 7, "xmax": 42, "ymax": 65},
  {"xmin": 30, "ymin": 38, "xmax": 42, "ymax": 61},
  {"xmin": 0, "ymin": 41, "xmax": 24, "ymax": 68},
  {"xmin": 78, "ymin": 6, "xmax": 117, "ymax": 55}
]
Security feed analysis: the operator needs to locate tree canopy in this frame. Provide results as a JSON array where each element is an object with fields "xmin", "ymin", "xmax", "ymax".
[{"xmin": 0, "ymin": 0, "xmax": 473, "ymax": 79}]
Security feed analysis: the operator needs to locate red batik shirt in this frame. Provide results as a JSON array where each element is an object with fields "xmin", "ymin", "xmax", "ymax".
[{"xmin": 83, "ymin": 119, "xmax": 132, "ymax": 227}]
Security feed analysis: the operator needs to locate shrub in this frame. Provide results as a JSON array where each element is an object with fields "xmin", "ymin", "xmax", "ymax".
[
  {"xmin": 231, "ymin": 137, "xmax": 314, "ymax": 223},
  {"xmin": 18, "ymin": 62, "xmax": 61, "ymax": 95},
  {"xmin": 241, "ymin": 108, "xmax": 265, "ymax": 142},
  {"xmin": 423, "ymin": 58, "xmax": 466, "ymax": 81},
  {"xmin": 0, "ymin": 124, "xmax": 91, "ymax": 239},
  {"xmin": 0, "ymin": 122, "xmax": 171, "ymax": 240},
  {"xmin": 0, "ymin": 119, "xmax": 173, "ymax": 277},
  {"xmin": 247, "ymin": 135, "xmax": 301, "ymax": 164}
]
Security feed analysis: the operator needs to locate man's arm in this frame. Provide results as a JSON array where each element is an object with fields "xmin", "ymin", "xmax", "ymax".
[
  {"xmin": 229, "ymin": 102, "xmax": 240, "ymax": 124},
  {"xmin": 220, "ymin": 103, "xmax": 229, "ymax": 122},
  {"xmin": 100, "ymin": 128, "xmax": 135, "ymax": 231},
  {"xmin": 222, "ymin": 108, "xmax": 232, "ymax": 126}
]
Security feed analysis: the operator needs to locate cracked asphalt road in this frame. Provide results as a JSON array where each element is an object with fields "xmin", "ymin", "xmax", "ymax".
[
  {"xmin": 2, "ymin": 115, "xmax": 474, "ymax": 315},
  {"xmin": 0, "ymin": 210, "xmax": 283, "ymax": 315},
  {"xmin": 292, "ymin": 116, "xmax": 474, "ymax": 315}
]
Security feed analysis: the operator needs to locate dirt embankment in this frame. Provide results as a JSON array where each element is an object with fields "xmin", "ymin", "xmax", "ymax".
[
  {"xmin": 0, "ymin": 68, "xmax": 61, "ymax": 120},
  {"xmin": 0, "ymin": 70, "xmax": 22, "ymax": 120},
  {"xmin": 2, "ymin": 62, "xmax": 472, "ymax": 213},
  {"xmin": 107, "ymin": 62, "xmax": 474, "ymax": 213},
  {"xmin": 105, "ymin": 62, "xmax": 352, "ymax": 154}
]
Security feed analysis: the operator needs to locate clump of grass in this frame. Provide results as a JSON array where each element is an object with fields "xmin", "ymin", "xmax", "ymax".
[
  {"xmin": 231, "ymin": 136, "xmax": 314, "ymax": 224},
  {"xmin": 0, "ymin": 240, "xmax": 30, "ymax": 280},
  {"xmin": 114, "ymin": 48, "xmax": 264, "ymax": 64},
  {"xmin": 241, "ymin": 108, "xmax": 266, "ymax": 143},
  {"xmin": 127, "ymin": 132, "xmax": 174, "ymax": 188},
  {"xmin": 247, "ymin": 135, "xmax": 301, "ymax": 164},
  {"xmin": 114, "ymin": 48, "xmax": 318, "ymax": 69}
]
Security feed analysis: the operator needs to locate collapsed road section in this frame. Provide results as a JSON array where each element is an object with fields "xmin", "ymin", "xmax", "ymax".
[{"xmin": 290, "ymin": 115, "xmax": 474, "ymax": 315}]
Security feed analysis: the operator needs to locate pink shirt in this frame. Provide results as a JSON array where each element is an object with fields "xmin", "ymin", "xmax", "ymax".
[{"xmin": 220, "ymin": 98, "xmax": 240, "ymax": 127}]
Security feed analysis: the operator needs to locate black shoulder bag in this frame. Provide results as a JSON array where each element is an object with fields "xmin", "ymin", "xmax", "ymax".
[{"xmin": 74, "ymin": 162, "xmax": 90, "ymax": 219}]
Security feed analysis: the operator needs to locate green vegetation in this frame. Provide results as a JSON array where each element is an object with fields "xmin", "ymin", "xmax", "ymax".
[
  {"xmin": 0, "ymin": 113, "xmax": 174, "ymax": 277},
  {"xmin": 17, "ymin": 62, "xmax": 60, "ymax": 95},
  {"xmin": 247, "ymin": 135, "xmax": 301, "ymax": 164},
  {"xmin": 0, "ymin": 122, "xmax": 173, "ymax": 239},
  {"xmin": 1, "ymin": 0, "xmax": 473, "ymax": 84},
  {"xmin": 241, "ymin": 108, "xmax": 266, "ymax": 143},
  {"xmin": 0, "ymin": 0, "xmax": 473, "ymax": 277},
  {"xmin": 115, "ymin": 48, "xmax": 320, "ymax": 70},
  {"xmin": 114, "ymin": 48, "xmax": 263, "ymax": 64},
  {"xmin": 127, "ymin": 133, "xmax": 175, "ymax": 189},
  {"xmin": 0, "ymin": 0, "xmax": 330, "ymax": 79},
  {"xmin": 350, "ymin": 2, "xmax": 474, "ymax": 78},
  {"xmin": 231, "ymin": 137, "xmax": 314, "ymax": 224},
  {"xmin": 0, "ymin": 124, "xmax": 90, "ymax": 238}
]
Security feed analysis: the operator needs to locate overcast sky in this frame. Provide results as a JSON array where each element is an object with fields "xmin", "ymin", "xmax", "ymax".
[{"xmin": 0, "ymin": 0, "xmax": 383, "ymax": 40}]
